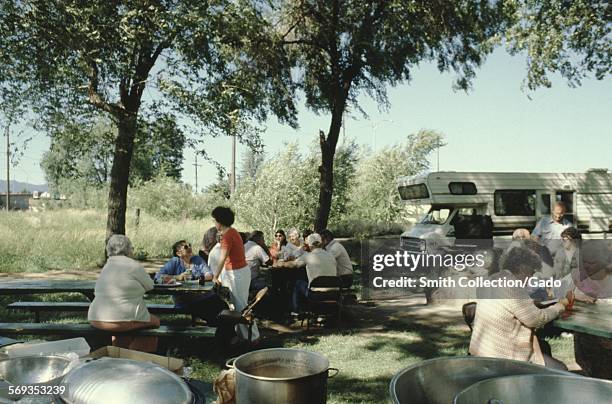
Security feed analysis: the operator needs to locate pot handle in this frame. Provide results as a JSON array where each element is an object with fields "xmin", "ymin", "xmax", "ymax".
[
  {"xmin": 225, "ymin": 357, "xmax": 237, "ymax": 369},
  {"xmin": 327, "ymin": 367, "xmax": 339, "ymax": 378}
]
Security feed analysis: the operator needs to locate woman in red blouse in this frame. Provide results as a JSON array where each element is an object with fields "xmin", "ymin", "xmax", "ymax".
[{"xmin": 211, "ymin": 206, "xmax": 260, "ymax": 342}]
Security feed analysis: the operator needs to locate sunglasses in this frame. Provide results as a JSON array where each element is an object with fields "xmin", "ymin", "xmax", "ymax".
[
  {"xmin": 182, "ymin": 244, "xmax": 192, "ymax": 249},
  {"xmin": 275, "ymin": 234, "xmax": 284, "ymax": 237}
]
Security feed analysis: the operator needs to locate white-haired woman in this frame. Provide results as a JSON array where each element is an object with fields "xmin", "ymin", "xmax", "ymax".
[
  {"xmin": 88, "ymin": 235, "xmax": 160, "ymax": 352},
  {"xmin": 286, "ymin": 227, "xmax": 305, "ymax": 259}
]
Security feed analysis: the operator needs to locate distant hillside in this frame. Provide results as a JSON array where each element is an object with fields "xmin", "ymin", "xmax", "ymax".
[{"xmin": 0, "ymin": 179, "xmax": 48, "ymax": 193}]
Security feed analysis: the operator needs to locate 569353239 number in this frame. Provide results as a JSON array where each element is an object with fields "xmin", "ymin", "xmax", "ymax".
[{"xmin": 8, "ymin": 385, "xmax": 66, "ymax": 396}]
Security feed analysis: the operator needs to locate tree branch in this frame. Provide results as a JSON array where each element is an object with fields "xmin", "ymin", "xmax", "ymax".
[{"xmin": 87, "ymin": 61, "xmax": 124, "ymax": 116}]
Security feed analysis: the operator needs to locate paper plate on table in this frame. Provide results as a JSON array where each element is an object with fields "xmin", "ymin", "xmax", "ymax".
[{"xmin": 155, "ymin": 282, "xmax": 182, "ymax": 288}]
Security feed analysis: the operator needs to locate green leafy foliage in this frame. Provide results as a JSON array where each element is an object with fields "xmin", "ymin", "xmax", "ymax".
[
  {"xmin": 504, "ymin": 0, "xmax": 611, "ymax": 89},
  {"xmin": 232, "ymin": 141, "xmax": 358, "ymax": 237},
  {"xmin": 0, "ymin": 0, "xmax": 298, "ymax": 236},
  {"xmin": 41, "ymin": 115, "xmax": 186, "ymax": 189},
  {"xmin": 349, "ymin": 130, "xmax": 445, "ymax": 224},
  {"xmin": 272, "ymin": 0, "xmax": 514, "ymax": 229}
]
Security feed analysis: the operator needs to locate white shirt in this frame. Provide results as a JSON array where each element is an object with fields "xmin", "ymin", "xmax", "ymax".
[
  {"xmin": 244, "ymin": 240, "xmax": 270, "ymax": 280},
  {"xmin": 284, "ymin": 242, "xmax": 304, "ymax": 259},
  {"xmin": 532, "ymin": 217, "xmax": 571, "ymax": 256},
  {"xmin": 88, "ymin": 255, "xmax": 154, "ymax": 322},
  {"xmin": 532, "ymin": 217, "xmax": 571, "ymax": 240},
  {"xmin": 295, "ymin": 248, "xmax": 337, "ymax": 285},
  {"xmin": 208, "ymin": 243, "xmax": 222, "ymax": 275},
  {"xmin": 325, "ymin": 239, "xmax": 353, "ymax": 277}
]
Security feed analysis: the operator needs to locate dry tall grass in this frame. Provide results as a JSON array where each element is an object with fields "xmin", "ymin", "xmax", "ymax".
[{"xmin": 0, "ymin": 209, "xmax": 219, "ymax": 273}]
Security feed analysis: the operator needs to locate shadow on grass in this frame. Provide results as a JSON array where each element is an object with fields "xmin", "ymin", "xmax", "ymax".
[{"xmin": 327, "ymin": 374, "xmax": 391, "ymax": 404}]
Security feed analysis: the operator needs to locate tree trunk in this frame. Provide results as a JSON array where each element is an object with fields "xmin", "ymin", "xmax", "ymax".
[
  {"xmin": 315, "ymin": 135, "xmax": 334, "ymax": 232},
  {"xmin": 106, "ymin": 113, "xmax": 138, "ymax": 240},
  {"xmin": 314, "ymin": 99, "xmax": 345, "ymax": 232}
]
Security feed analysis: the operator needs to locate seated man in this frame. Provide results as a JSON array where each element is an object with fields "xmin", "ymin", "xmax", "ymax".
[
  {"xmin": 276, "ymin": 233, "xmax": 337, "ymax": 315},
  {"xmin": 321, "ymin": 229, "xmax": 353, "ymax": 288},
  {"xmin": 155, "ymin": 240, "xmax": 233, "ymax": 342},
  {"xmin": 244, "ymin": 231, "xmax": 272, "ymax": 291}
]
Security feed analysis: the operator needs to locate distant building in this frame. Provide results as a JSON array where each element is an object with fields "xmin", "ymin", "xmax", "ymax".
[{"xmin": 0, "ymin": 193, "xmax": 32, "ymax": 210}]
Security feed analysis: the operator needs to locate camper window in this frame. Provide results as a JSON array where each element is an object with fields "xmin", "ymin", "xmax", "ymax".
[
  {"xmin": 449, "ymin": 182, "xmax": 477, "ymax": 195},
  {"xmin": 421, "ymin": 207, "xmax": 451, "ymax": 225},
  {"xmin": 398, "ymin": 184, "xmax": 429, "ymax": 200},
  {"xmin": 494, "ymin": 190, "xmax": 536, "ymax": 216}
]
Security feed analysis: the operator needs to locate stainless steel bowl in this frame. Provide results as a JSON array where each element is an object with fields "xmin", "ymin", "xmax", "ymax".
[
  {"xmin": 389, "ymin": 356, "xmax": 571, "ymax": 404},
  {"xmin": 59, "ymin": 358, "xmax": 193, "ymax": 404},
  {"xmin": 453, "ymin": 374, "xmax": 612, "ymax": 403},
  {"xmin": 0, "ymin": 355, "xmax": 74, "ymax": 385}
]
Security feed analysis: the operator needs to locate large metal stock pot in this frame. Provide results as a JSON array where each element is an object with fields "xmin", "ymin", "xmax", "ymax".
[
  {"xmin": 226, "ymin": 348, "xmax": 338, "ymax": 404},
  {"xmin": 453, "ymin": 374, "xmax": 612, "ymax": 404},
  {"xmin": 389, "ymin": 356, "xmax": 571, "ymax": 404}
]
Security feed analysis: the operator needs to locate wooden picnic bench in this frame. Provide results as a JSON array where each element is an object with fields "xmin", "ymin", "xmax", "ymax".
[
  {"xmin": 0, "ymin": 279, "xmax": 215, "ymax": 300},
  {"xmin": 0, "ymin": 280, "xmax": 223, "ymax": 332},
  {"xmin": 7, "ymin": 302, "xmax": 190, "ymax": 323},
  {"xmin": 0, "ymin": 323, "xmax": 216, "ymax": 338}
]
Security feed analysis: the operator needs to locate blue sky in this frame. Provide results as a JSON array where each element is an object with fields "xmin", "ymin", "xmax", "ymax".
[{"xmin": 4, "ymin": 48, "xmax": 611, "ymax": 188}]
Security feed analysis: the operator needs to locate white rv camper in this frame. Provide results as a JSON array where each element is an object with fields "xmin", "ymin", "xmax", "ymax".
[{"xmin": 397, "ymin": 169, "xmax": 612, "ymax": 251}]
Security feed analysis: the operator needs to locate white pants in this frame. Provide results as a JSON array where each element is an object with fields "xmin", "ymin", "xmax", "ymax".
[{"xmin": 221, "ymin": 266, "xmax": 260, "ymax": 341}]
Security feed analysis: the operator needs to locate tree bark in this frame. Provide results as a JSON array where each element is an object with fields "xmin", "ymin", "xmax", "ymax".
[
  {"xmin": 314, "ymin": 97, "xmax": 345, "ymax": 232},
  {"xmin": 106, "ymin": 113, "xmax": 138, "ymax": 240}
]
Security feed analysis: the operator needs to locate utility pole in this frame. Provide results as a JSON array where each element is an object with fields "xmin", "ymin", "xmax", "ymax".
[
  {"xmin": 371, "ymin": 119, "xmax": 393, "ymax": 150},
  {"xmin": 230, "ymin": 135, "xmax": 236, "ymax": 195},
  {"xmin": 192, "ymin": 154, "xmax": 202, "ymax": 193},
  {"xmin": 5, "ymin": 124, "xmax": 9, "ymax": 210}
]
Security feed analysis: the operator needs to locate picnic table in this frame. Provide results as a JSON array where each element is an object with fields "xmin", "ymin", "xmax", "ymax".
[
  {"xmin": 0, "ymin": 279, "xmax": 219, "ymax": 340},
  {"xmin": 553, "ymin": 302, "xmax": 612, "ymax": 379},
  {"xmin": 0, "ymin": 279, "xmax": 214, "ymax": 300}
]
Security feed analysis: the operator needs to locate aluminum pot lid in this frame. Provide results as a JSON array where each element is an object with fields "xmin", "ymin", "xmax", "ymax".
[{"xmin": 59, "ymin": 358, "xmax": 193, "ymax": 404}]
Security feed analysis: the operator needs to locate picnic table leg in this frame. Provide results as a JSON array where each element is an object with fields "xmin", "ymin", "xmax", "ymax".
[{"xmin": 82, "ymin": 292, "xmax": 95, "ymax": 301}]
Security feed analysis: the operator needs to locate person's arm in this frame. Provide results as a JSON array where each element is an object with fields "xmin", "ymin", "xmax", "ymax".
[
  {"xmin": 134, "ymin": 265, "xmax": 155, "ymax": 291},
  {"xmin": 258, "ymin": 247, "xmax": 271, "ymax": 266},
  {"xmin": 155, "ymin": 259, "xmax": 177, "ymax": 284},
  {"xmin": 187, "ymin": 256, "xmax": 209, "ymax": 280},
  {"xmin": 275, "ymin": 259, "xmax": 300, "ymax": 268},
  {"xmin": 510, "ymin": 298, "xmax": 566, "ymax": 329},
  {"xmin": 531, "ymin": 219, "xmax": 543, "ymax": 240},
  {"xmin": 574, "ymin": 286, "xmax": 597, "ymax": 303},
  {"xmin": 276, "ymin": 255, "xmax": 306, "ymax": 269}
]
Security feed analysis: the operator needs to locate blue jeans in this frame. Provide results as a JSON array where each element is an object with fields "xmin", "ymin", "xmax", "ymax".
[{"xmin": 292, "ymin": 280, "xmax": 309, "ymax": 313}]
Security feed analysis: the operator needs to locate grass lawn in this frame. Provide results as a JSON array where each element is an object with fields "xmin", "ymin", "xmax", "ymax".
[
  {"xmin": 0, "ymin": 292, "xmax": 576, "ymax": 404},
  {"xmin": 0, "ymin": 209, "xmax": 577, "ymax": 403},
  {"xmin": 0, "ymin": 209, "xmax": 214, "ymax": 273}
]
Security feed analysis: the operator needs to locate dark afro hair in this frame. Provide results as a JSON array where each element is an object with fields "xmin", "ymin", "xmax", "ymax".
[
  {"xmin": 211, "ymin": 206, "xmax": 235, "ymax": 226},
  {"xmin": 320, "ymin": 229, "xmax": 334, "ymax": 241},
  {"xmin": 561, "ymin": 227, "xmax": 582, "ymax": 240}
]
